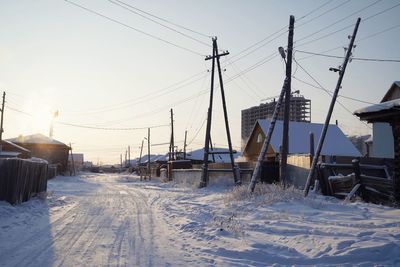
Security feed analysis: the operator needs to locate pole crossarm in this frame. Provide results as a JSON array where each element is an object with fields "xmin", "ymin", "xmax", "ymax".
[{"xmin": 200, "ymin": 37, "xmax": 239, "ymax": 187}]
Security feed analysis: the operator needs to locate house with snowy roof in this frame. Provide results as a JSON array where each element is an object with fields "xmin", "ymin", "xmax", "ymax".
[
  {"xmin": 0, "ymin": 140, "xmax": 31, "ymax": 159},
  {"xmin": 242, "ymin": 119, "xmax": 360, "ymax": 187},
  {"xmin": 354, "ymin": 81, "xmax": 400, "ymax": 159},
  {"xmin": 243, "ymin": 119, "xmax": 361, "ymax": 161},
  {"xmin": 7, "ymin": 133, "xmax": 70, "ymax": 173}
]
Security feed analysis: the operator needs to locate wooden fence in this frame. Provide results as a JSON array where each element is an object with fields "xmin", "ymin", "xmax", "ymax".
[
  {"xmin": 317, "ymin": 159, "xmax": 397, "ymax": 206},
  {"xmin": 0, "ymin": 158, "xmax": 48, "ymax": 205}
]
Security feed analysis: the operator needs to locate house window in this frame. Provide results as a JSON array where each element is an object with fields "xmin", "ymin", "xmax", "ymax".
[{"xmin": 257, "ymin": 133, "xmax": 264, "ymax": 143}]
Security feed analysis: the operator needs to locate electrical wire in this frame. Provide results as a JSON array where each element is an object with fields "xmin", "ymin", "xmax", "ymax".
[
  {"xmin": 187, "ymin": 116, "xmax": 207, "ymax": 147},
  {"xmin": 292, "ymin": 58, "xmax": 372, "ymax": 129},
  {"xmin": 56, "ymin": 121, "xmax": 169, "ymax": 131},
  {"xmin": 64, "ymin": 0, "xmax": 205, "ymax": 57},
  {"xmin": 109, "ymin": 0, "xmax": 211, "ymax": 47},
  {"xmin": 297, "ymin": 22, "xmax": 400, "ymax": 61},
  {"xmin": 296, "ymin": 0, "xmax": 383, "ymax": 44},
  {"xmin": 64, "ymin": 70, "xmax": 208, "ymax": 115},
  {"xmin": 295, "ymin": 1, "xmax": 400, "ymax": 48},
  {"xmin": 295, "ymin": 50, "xmax": 400, "ymax": 63},
  {"xmin": 296, "ymin": 0, "xmax": 352, "ymax": 29},
  {"xmin": 110, "ymin": 0, "xmax": 211, "ymax": 39}
]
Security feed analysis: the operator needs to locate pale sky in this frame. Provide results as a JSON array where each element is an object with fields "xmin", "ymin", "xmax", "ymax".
[{"xmin": 1, "ymin": 0, "xmax": 399, "ymax": 164}]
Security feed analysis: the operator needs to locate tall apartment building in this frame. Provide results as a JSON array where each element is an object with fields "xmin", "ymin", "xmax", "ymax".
[{"xmin": 241, "ymin": 93, "xmax": 311, "ymax": 148}]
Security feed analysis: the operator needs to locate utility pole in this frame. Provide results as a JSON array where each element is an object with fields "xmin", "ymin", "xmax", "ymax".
[
  {"xmin": 279, "ymin": 15, "xmax": 295, "ymax": 188},
  {"xmin": 183, "ymin": 130, "xmax": 187, "ymax": 160},
  {"xmin": 120, "ymin": 154, "xmax": 123, "ymax": 170},
  {"xmin": 138, "ymin": 140, "xmax": 144, "ymax": 179},
  {"xmin": 0, "ymin": 92, "xmax": 5, "ymax": 152},
  {"xmin": 124, "ymin": 150, "xmax": 127, "ymax": 168},
  {"xmin": 304, "ymin": 18, "xmax": 361, "ymax": 197},
  {"xmin": 169, "ymin": 108, "xmax": 175, "ymax": 161},
  {"xmin": 200, "ymin": 37, "xmax": 239, "ymax": 187},
  {"xmin": 69, "ymin": 143, "xmax": 76, "ymax": 176},
  {"xmin": 248, "ymin": 79, "xmax": 289, "ymax": 192},
  {"xmin": 128, "ymin": 145, "xmax": 131, "ymax": 167},
  {"xmin": 147, "ymin": 127, "xmax": 151, "ymax": 179}
]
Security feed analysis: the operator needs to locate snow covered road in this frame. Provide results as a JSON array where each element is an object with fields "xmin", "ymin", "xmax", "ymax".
[{"xmin": 1, "ymin": 173, "xmax": 400, "ymax": 266}]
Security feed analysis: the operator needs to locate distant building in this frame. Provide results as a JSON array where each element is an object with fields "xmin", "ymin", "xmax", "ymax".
[
  {"xmin": 241, "ymin": 92, "xmax": 311, "ymax": 149},
  {"xmin": 68, "ymin": 153, "xmax": 84, "ymax": 171},
  {"xmin": 7, "ymin": 133, "xmax": 70, "ymax": 173}
]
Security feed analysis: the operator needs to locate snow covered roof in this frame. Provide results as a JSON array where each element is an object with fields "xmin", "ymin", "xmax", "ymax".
[
  {"xmin": 186, "ymin": 147, "xmax": 241, "ymax": 163},
  {"xmin": 252, "ymin": 119, "xmax": 361, "ymax": 157},
  {"xmin": 1, "ymin": 140, "xmax": 31, "ymax": 153},
  {"xmin": 6, "ymin": 133, "xmax": 68, "ymax": 146},
  {"xmin": 354, "ymin": 98, "xmax": 400, "ymax": 115},
  {"xmin": 0, "ymin": 151, "xmax": 20, "ymax": 158},
  {"xmin": 381, "ymin": 81, "xmax": 400, "ymax": 102}
]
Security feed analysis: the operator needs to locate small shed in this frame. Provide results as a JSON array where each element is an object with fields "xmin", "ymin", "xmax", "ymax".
[{"xmin": 6, "ymin": 134, "xmax": 70, "ymax": 173}]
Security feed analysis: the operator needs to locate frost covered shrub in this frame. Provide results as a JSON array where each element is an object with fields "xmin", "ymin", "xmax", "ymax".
[{"xmin": 225, "ymin": 183, "xmax": 303, "ymax": 205}]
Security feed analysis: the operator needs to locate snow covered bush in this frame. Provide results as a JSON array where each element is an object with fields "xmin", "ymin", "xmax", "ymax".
[{"xmin": 224, "ymin": 183, "xmax": 303, "ymax": 205}]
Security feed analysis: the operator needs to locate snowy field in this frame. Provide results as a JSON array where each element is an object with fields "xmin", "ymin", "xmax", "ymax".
[{"xmin": 0, "ymin": 173, "xmax": 399, "ymax": 266}]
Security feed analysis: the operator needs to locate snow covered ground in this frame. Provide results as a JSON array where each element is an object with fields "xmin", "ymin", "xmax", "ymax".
[{"xmin": 0, "ymin": 173, "xmax": 399, "ymax": 266}]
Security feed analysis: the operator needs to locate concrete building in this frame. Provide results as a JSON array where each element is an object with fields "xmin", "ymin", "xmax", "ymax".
[{"xmin": 241, "ymin": 92, "xmax": 311, "ymax": 149}]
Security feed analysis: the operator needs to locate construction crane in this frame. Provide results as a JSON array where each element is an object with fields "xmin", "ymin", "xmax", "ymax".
[{"xmin": 260, "ymin": 90, "xmax": 300, "ymax": 102}]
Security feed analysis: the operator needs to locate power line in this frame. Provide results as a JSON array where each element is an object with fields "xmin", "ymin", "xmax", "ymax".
[
  {"xmin": 293, "ymin": 76, "xmax": 400, "ymax": 111},
  {"xmin": 64, "ymin": 70, "xmax": 208, "ymax": 115},
  {"xmin": 297, "ymin": 22, "xmax": 400, "ymax": 61},
  {"xmin": 57, "ymin": 121, "xmax": 169, "ymax": 131},
  {"xmin": 228, "ymin": 0, "xmax": 342, "ymax": 63},
  {"xmin": 295, "ymin": 50, "xmax": 400, "ymax": 63},
  {"xmin": 296, "ymin": 0, "xmax": 352, "ymax": 28},
  {"xmin": 109, "ymin": 0, "xmax": 211, "ymax": 47},
  {"xmin": 296, "ymin": 0, "xmax": 383, "ymax": 44},
  {"xmin": 64, "ymin": 0, "xmax": 204, "ymax": 56},
  {"xmin": 187, "ymin": 116, "xmax": 207, "ymax": 147},
  {"xmin": 292, "ymin": 58, "xmax": 372, "ymax": 129},
  {"xmin": 295, "ymin": 1, "xmax": 400, "ymax": 48},
  {"xmin": 225, "ymin": 53, "xmax": 279, "ymax": 84},
  {"xmin": 110, "ymin": 0, "xmax": 211, "ymax": 39}
]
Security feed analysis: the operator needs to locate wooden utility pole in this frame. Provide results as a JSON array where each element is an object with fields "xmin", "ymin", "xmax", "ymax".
[
  {"xmin": 200, "ymin": 37, "xmax": 239, "ymax": 187},
  {"xmin": 280, "ymin": 15, "xmax": 295, "ymax": 188},
  {"xmin": 69, "ymin": 143, "xmax": 76, "ymax": 176},
  {"xmin": 138, "ymin": 140, "xmax": 144, "ymax": 179},
  {"xmin": 120, "ymin": 154, "xmax": 123, "ymax": 170},
  {"xmin": 147, "ymin": 127, "xmax": 151, "ymax": 179},
  {"xmin": 309, "ymin": 132, "xmax": 315, "ymax": 166},
  {"xmin": 183, "ymin": 130, "xmax": 187, "ymax": 160},
  {"xmin": 248, "ymin": 79, "xmax": 289, "ymax": 192},
  {"xmin": 304, "ymin": 18, "xmax": 361, "ymax": 197},
  {"xmin": 128, "ymin": 145, "xmax": 131, "ymax": 167},
  {"xmin": 169, "ymin": 108, "xmax": 175, "ymax": 161},
  {"xmin": 124, "ymin": 150, "xmax": 127, "ymax": 167},
  {"xmin": 0, "ymin": 92, "xmax": 5, "ymax": 152}
]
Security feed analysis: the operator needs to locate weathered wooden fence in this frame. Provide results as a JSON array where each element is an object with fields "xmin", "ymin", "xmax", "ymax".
[
  {"xmin": 0, "ymin": 158, "xmax": 48, "ymax": 205},
  {"xmin": 317, "ymin": 159, "xmax": 397, "ymax": 206}
]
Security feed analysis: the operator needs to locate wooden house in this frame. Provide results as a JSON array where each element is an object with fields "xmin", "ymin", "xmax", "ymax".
[
  {"xmin": 6, "ymin": 134, "xmax": 70, "ymax": 173},
  {"xmin": 0, "ymin": 140, "xmax": 31, "ymax": 159},
  {"xmin": 242, "ymin": 119, "xmax": 361, "ymax": 186},
  {"xmin": 354, "ymin": 81, "xmax": 400, "ymax": 202}
]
